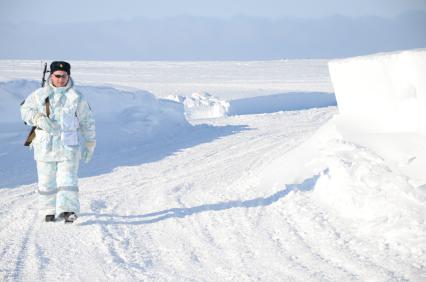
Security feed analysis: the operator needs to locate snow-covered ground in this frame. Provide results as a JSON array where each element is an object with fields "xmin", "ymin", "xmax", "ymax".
[
  {"xmin": 0, "ymin": 60, "xmax": 333, "ymax": 100},
  {"xmin": 0, "ymin": 56, "xmax": 425, "ymax": 281}
]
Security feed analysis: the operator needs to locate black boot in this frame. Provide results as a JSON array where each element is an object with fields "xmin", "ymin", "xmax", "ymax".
[
  {"xmin": 61, "ymin": 212, "xmax": 78, "ymax": 224},
  {"xmin": 45, "ymin": 214, "xmax": 55, "ymax": 222}
]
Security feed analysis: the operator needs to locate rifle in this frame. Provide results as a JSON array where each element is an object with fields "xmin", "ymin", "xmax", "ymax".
[{"xmin": 24, "ymin": 62, "xmax": 50, "ymax": 146}]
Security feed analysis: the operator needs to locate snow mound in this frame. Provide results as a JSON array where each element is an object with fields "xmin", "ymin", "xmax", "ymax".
[
  {"xmin": 328, "ymin": 48, "xmax": 426, "ymax": 135},
  {"xmin": 77, "ymin": 85, "xmax": 190, "ymax": 139},
  {"xmin": 0, "ymin": 80, "xmax": 191, "ymax": 187},
  {"xmin": 313, "ymin": 130, "xmax": 425, "ymax": 225},
  {"xmin": 261, "ymin": 50, "xmax": 426, "ymax": 263},
  {"xmin": 313, "ymin": 126, "xmax": 426, "ymax": 260},
  {"xmin": 0, "ymin": 81, "xmax": 190, "ymax": 135},
  {"xmin": 261, "ymin": 119, "xmax": 426, "ymax": 261},
  {"xmin": 183, "ymin": 92, "xmax": 230, "ymax": 119}
]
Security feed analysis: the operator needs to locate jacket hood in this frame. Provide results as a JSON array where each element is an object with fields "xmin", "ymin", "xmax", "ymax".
[{"xmin": 35, "ymin": 77, "xmax": 79, "ymax": 104}]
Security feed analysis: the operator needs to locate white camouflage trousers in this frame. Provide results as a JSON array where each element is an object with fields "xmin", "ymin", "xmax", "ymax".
[{"xmin": 36, "ymin": 159, "xmax": 80, "ymax": 216}]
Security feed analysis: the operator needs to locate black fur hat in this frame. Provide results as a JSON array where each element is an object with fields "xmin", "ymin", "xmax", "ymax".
[{"xmin": 50, "ymin": 61, "xmax": 71, "ymax": 75}]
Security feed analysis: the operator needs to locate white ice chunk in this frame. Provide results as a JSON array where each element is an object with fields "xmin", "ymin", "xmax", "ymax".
[{"xmin": 183, "ymin": 92, "xmax": 230, "ymax": 119}]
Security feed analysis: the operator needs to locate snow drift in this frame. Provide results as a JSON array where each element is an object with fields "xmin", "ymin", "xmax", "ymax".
[
  {"xmin": 0, "ymin": 81, "xmax": 191, "ymax": 187},
  {"xmin": 261, "ymin": 49, "xmax": 426, "ymax": 271},
  {"xmin": 261, "ymin": 117, "xmax": 426, "ymax": 275},
  {"xmin": 0, "ymin": 80, "xmax": 190, "ymax": 133}
]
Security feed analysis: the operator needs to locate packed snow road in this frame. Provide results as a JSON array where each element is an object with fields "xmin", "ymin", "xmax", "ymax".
[
  {"xmin": 0, "ymin": 107, "xmax": 334, "ymax": 280},
  {"xmin": 2, "ymin": 106, "xmax": 422, "ymax": 281}
]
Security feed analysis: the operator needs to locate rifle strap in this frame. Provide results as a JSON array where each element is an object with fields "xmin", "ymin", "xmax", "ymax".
[{"xmin": 45, "ymin": 97, "xmax": 50, "ymax": 118}]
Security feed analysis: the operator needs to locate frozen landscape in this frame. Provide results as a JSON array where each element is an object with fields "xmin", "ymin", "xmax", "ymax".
[{"xmin": 0, "ymin": 50, "xmax": 425, "ymax": 281}]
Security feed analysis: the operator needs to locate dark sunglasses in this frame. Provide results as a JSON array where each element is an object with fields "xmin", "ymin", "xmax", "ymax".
[{"xmin": 53, "ymin": 74, "xmax": 68, "ymax": 78}]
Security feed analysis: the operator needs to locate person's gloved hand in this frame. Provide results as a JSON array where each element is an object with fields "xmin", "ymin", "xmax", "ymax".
[
  {"xmin": 81, "ymin": 141, "xmax": 96, "ymax": 163},
  {"xmin": 33, "ymin": 113, "xmax": 58, "ymax": 133}
]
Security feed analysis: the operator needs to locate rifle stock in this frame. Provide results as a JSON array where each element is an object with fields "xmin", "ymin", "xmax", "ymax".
[{"xmin": 24, "ymin": 127, "xmax": 36, "ymax": 146}]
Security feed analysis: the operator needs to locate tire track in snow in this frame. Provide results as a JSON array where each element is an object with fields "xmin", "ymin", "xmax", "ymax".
[
  {"xmin": 9, "ymin": 208, "xmax": 37, "ymax": 281},
  {"xmin": 235, "ymin": 199, "xmax": 351, "ymax": 281},
  {"xmin": 0, "ymin": 186, "xmax": 38, "ymax": 281},
  {"xmin": 281, "ymin": 207, "xmax": 362, "ymax": 281},
  {"xmin": 284, "ymin": 193, "xmax": 411, "ymax": 281},
  {"xmin": 85, "ymin": 196, "xmax": 156, "ymax": 281},
  {"xmin": 238, "ymin": 207, "xmax": 312, "ymax": 280},
  {"xmin": 0, "ymin": 186, "xmax": 35, "ymax": 220},
  {"xmin": 32, "ymin": 242, "xmax": 50, "ymax": 281}
]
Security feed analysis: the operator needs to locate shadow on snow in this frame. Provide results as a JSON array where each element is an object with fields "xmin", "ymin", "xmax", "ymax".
[
  {"xmin": 79, "ymin": 174, "xmax": 320, "ymax": 226},
  {"xmin": 0, "ymin": 123, "xmax": 250, "ymax": 188},
  {"xmin": 228, "ymin": 92, "xmax": 336, "ymax": 116},
  {"xmin": 79, "ymin": 122, "xmax": 251, "ymax": 179}
]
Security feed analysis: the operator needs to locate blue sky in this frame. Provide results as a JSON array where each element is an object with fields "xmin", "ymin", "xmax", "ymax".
[
  {"xmin": 1, "ymin": 0, "xmax": 426, "ymax": 23},
  {"xmin": 0, "ymin": 0, "xmax": 425, "ymax": 60}
]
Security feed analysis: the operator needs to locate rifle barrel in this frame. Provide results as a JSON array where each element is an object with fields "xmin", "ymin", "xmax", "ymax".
[{"xmin": 41, "ymin": 62, "xmax": 47, "ymax": 87}]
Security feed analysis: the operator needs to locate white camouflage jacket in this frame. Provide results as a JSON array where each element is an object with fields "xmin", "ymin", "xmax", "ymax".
[{"xmin": 21, "ymin": 78, "xmax": 96, "ymax": 162}]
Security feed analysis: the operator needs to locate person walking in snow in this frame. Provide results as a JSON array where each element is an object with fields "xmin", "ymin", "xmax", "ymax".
[{"xmin": 21, "ymin": 61, "xmax": 96, "ymax": 223}]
